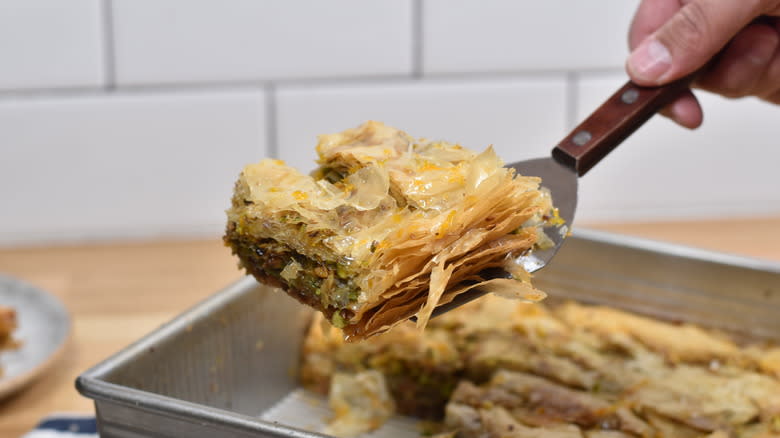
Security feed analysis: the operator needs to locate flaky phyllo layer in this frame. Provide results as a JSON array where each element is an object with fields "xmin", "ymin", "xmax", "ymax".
[{"xmin": 225, "ymin": 121, "xmax": 556, "ymax": 339}]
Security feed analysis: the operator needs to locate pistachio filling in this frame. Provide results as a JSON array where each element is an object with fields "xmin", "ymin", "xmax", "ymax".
[{"xmin": 228, "ymin": 236, "xmax": 360, "ymax": 320}]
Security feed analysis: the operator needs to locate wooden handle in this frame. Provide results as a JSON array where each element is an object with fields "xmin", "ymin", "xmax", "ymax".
[{"xmin": 552, "ymin": 74, "xmax": 696, "ymax": 176}]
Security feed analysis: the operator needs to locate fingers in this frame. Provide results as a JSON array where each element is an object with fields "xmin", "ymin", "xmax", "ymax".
[
  {"xmin": 626, "ymin": 0, "xmax": 780, "ymax": 129},
  {"xmin": 627, "ymin": 0, "xmax": 764, "ymax": 85},
  {"xmin": 697, "ymin": 23, "xmax": 780, "ymax": 98},
  {"xmin": 660, "ymin": 90, "xmax": 704, "ymax": 129}
]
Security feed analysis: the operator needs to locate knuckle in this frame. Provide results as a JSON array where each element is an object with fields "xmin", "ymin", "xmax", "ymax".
[
  {"xmin": 721, "ymin": 89, "xmax": 746, "ymax": 99},
  {"xmin": 759, "ymin": 82, "xmax": 780, "ymax": 102},
  {"xmin": 698, "ymin": 77, "xmax": 744, "ymax": 99},
  {"xmin": 707, "ymin": 84, "xmax": 743, "ymax": 99},
  {"xmin": 763, "ymin": 89, "xmax": 780, "ymax": 104},
  {"xmin": 758, "ymin": 58, "xmax": 780, "ymax": 98},
  {"xmin": 719, "ymin": 78, "xmax": 756, "ymax": 99},
  {"xmin": 722, "ymin": 80, "xmax": 752, "ymax": 99}
]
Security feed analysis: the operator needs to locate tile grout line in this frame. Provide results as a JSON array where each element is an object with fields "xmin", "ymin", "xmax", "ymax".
[
  {"xmin": 565, "ymin": 71, "xmax": 579, "ymax": 130},
  {"xmin": 411, "ymin": 0, "xmax": 424, "ymax": 78},
  {"xmin": 264, "ymin": 83, "xmax": 279, "ymax": 159},
  {"xmin": 101, "ymin": 0, "xmax": 117, "ymax": 90},
  {"xmin": 0, "ymin": 68, "xmax": 625, "ymax": 101}
]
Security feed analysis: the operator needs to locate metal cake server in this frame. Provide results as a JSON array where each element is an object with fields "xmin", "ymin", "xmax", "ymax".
[{"xmin": 431, "ymin": 73, "xmax": 697, "ymax": 317}]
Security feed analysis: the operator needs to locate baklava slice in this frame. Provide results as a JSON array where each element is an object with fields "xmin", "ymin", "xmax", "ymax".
[
  {"xmin": 225, "ymin": 121, "xmax": 556, "ymax": 339},
  {"xmin": 0, "ymin": 306, "xmax": 17, "ymax": 351},
  {"xmin": 0, "ymin": 305, "xmax": 19, "ymax": 377}
]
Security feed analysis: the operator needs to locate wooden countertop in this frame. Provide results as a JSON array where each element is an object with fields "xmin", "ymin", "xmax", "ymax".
[{"xmin": 1, "ymin": 217, "xmax": 780, "ymax": 436}]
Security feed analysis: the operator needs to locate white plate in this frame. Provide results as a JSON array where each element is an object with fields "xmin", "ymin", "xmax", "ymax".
[{"xmin": 0, "ymin": 274, "xmax": 71, "ymax": 399}]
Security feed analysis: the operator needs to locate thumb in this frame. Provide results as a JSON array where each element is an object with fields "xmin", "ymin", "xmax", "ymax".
[{"xmin": 627, "ymin": 0, "xmax": 762, "ymax": 85}]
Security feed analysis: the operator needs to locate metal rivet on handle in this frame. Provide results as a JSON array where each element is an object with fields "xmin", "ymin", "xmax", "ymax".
[
  {"xmin": 621, "ymin": 88, "xmax": 639, "ymax": 104},
  {"xmin": 572, "ymin": 130, "xmax": 592, "ymax": 147}
]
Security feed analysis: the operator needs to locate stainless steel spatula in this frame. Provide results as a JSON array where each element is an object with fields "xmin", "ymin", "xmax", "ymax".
[{"xmin": 431, "ymin": 74, "xmax": 696, "ymax": 316}]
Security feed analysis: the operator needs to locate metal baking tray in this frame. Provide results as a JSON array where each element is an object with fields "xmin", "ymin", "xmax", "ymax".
[{"xmin": 76, "ymin": 229, "xmax": 780, "ymax": 438}]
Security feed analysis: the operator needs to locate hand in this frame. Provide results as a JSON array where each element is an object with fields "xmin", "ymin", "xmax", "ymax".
[{"xmin": 626, "ymin": 0, "xmax": 780, "ymax": 129}]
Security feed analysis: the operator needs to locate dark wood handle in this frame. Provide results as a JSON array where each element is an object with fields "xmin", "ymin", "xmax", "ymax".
[{"xmin": 552, "ymin": 74, "xmax": 696, "ymax": 176}]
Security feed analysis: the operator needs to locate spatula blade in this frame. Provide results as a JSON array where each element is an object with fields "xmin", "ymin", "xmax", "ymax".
[
  {"xmin": 509, "ymin": 157, "xmax": 577, "ymax": 272},
  {"xmin": 426, "ymin": 157, "xmax": 576, "ymax": 318}
]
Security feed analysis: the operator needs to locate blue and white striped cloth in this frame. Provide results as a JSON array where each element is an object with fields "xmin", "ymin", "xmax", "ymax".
[{"xmin": 22, "ymin": 415, "xmax": 97, "ymax": 438}]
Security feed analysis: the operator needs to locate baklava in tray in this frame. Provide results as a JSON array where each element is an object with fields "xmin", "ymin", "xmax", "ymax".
[{"xmin": 301, "ymin": 295, "xmax": 780, "ymax": 438}]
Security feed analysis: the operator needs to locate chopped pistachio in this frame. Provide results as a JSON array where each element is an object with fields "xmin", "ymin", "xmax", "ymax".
[
  {"xmin": 336, "ymin": 264, "xmax": 350, "ymax": 279},
  {"xmin": 331, "ymin": 312, "xmax": 346, "ymax": 329}
]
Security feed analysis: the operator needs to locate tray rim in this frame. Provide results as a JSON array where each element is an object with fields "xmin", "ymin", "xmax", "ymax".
[
  {"xmin": 569, "ymin": 228, "xmax": 780, "ymax": 274},
  {"xmin": 75, "ymin": 273, "xmax": 327, "ymax": 438},
  {"xmin": 75, "ymin": 228, "xmax": 780, "ymax": 436}
]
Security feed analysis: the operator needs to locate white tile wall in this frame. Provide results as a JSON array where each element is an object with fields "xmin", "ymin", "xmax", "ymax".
[
  {"xmin": 423, "ymin": 0, "xmax": 640, "ymax": 74},
  {"xmin": 112, "ymin": 0, "xmax": 413, "ymax": 86},
  {"xmin": 0, "ymin": 1, "xmax": 777, "ymax": 246},
  {"xmin": 0, "ymin": 0, "xmax": 104, "ymax": 91},
  {"xmin": 574, "ymin": 73, "xmax": 780, "ymax": 223},
  {"xmin": 276, "ymin": 78, "xmax": 568, "ymax": 173},
  {"xmin": 0, "ymin": 91, "xmax": 266, "ymax": 245}
]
